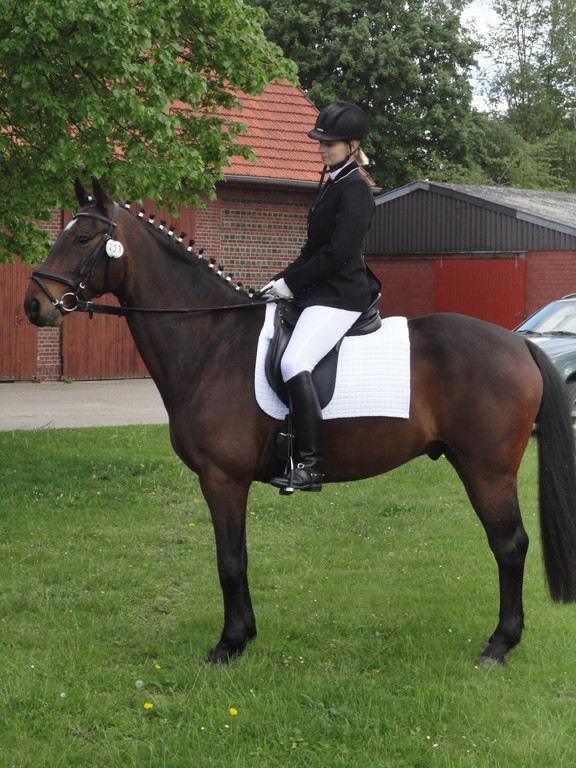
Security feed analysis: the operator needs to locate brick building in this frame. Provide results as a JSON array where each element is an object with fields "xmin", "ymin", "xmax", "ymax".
[{"xmin": 189, "ymin": 81, "xmax": 326, "ymax": 287}]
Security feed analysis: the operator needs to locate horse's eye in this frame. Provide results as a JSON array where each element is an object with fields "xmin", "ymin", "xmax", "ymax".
[{"xmin": 76, "ymin": 235, "xmax": 93, "ymax": 245}]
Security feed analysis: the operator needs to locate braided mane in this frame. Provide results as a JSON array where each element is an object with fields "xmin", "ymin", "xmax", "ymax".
[{"xmin": 125, "ymin": 201, "xmax": 257, "ymax": 300}]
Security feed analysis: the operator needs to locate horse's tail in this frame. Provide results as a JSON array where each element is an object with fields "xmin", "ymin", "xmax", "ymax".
[{"xmin": 527, "ymin": 339, "xmax": 576, "ymax": 602}]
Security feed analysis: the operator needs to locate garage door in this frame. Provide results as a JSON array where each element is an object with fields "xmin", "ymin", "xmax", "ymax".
[
  {"xmin": 0, "ymin": 260, "xmax": 37, "ymax": 381},
  {"xmin": 62, "ymin": 301, "xmax": 149, "ymax": 380},
  {"xmin": 434, "ymin": 257, "xmax": 526, "ymax": 329}
]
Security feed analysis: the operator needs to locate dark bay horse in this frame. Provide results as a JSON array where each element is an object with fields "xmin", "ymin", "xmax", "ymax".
[{"xmin": 25, "ymin": 177, "xmax": 576, "ymax": 666}]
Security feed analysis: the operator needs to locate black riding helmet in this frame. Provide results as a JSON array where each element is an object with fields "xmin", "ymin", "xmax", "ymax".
[{"xmin": 308, "ymin": 101, "xmax": 370, "ymax": 141}]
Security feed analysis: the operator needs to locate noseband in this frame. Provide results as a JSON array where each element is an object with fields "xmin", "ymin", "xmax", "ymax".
[{"xmin": 31, "ymin": 202, "xmax": 120, "ymax": 315}]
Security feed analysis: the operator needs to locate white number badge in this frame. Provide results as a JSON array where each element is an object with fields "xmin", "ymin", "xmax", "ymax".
[{"xmin": 106, "ymin": 239, "xmax": 124, "ymax": 258}]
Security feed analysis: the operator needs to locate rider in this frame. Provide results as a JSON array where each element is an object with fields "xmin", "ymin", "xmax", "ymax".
[{"xmin": 261, "ymin": 101, "xmax": 380, "ymax": 492}]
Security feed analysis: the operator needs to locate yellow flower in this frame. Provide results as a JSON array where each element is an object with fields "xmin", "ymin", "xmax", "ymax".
[
  {"xmin": 229, "ymin": 707, "xmax": 238, "ymax": 716},
  {"xmin": 144, "ymin": 702, "xmax": 154, "ymax": 710},
  {"xmin": 155, "ymin": 663, "xmax": 161, "ymax": 669}
]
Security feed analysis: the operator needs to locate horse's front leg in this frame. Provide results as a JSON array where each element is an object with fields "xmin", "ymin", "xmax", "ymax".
[{"xmin": 199, "ymin": 470, "xmax": 256, "ymax": 664}]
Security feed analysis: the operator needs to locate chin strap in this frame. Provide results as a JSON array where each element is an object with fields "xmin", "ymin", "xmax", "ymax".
[{"xmin": 317, "ymin": 164, "xmax": 329, "ymax": 190}]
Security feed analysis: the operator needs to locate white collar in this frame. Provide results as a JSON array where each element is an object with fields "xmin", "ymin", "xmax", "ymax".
[{"xmin": 329, "ymin": 160, "xmax": 357, "ymax": 181}]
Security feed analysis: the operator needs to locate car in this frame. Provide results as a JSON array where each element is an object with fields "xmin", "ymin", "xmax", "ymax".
[{"xmin": 514, "ymin": 295, "xmax": 576, "ymax": 429}]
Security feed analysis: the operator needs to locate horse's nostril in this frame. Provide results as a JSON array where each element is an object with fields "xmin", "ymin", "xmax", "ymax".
[{"xmin": 25, "ymin": 297, "xmax": 40, "ymax": 324}]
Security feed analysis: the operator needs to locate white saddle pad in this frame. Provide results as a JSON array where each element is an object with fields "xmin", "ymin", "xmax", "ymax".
[{"xmin": 254, "ymin": 303, "xmax": 411, "ymax": 421}]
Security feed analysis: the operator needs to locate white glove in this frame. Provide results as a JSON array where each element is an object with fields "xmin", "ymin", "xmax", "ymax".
[
  {"xmin": 259, "ymin": 280, "xmax": 276, "ymax": 300},
  {"xmin": 272, "ymin": 278, "xmax": 292, "ymax": 299}
]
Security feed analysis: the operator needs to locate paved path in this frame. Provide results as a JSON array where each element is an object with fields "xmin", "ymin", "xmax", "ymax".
[{"xmin": 0, "ymin": 379, "xmax": 168, "ymax": 431}]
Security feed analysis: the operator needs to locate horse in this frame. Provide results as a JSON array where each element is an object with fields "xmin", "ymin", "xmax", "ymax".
[{"xmin": 24, "ymin": 176, "xmax": 576, "ymax": 667}]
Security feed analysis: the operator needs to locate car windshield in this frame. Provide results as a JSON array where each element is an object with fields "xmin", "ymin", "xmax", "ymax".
[{"xmin": 516, "ymin": 301, "xmax": 576, "ymax": 334}]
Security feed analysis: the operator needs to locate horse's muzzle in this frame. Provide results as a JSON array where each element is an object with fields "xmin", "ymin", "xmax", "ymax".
[{"xmin": 24, "ymin": 285, "xmax": 65, "ymax": 327}]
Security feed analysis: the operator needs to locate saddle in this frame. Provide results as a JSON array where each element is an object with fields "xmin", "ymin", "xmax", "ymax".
[{"xmin": 265, "ymin": 297, "xmax": 382, "ymax": 408}]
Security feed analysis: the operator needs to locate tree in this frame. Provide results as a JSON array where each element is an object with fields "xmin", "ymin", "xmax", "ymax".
[
  {"xmin": 487, "ymin": 0, "xmax": 564, "ymax": 139},
  {"xmin": 0, "ymin": 0, "xmax": 296, "ymax": 263},
  {"xmin": 478, "ymin": 0, "xmax": 576, "ymax": 190},
  {"xmin": 250, "ymin": 0, "xmax": 481, "ymax": 191},
  {"xmin": 477, "ymin": 115, "xmax": 569, "ymax": 188},
  {"xmin": 549, "ymin": 0, "xmax": 576, "ymax": 129}
]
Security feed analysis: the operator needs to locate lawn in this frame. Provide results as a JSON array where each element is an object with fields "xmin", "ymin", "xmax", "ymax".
[{"xmin": 1, "ymin": 426, "xmax": 575, "ymax": 766}]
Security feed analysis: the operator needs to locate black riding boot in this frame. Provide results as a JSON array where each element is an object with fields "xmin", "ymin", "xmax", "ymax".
[{"xmin": 270, "ymin": 371, "xmax": 323, "ymax": 492}]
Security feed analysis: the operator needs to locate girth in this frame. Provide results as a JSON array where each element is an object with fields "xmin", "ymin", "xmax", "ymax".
[{"xmin": 265, "ymin": 297, "xmax": 381, "ymax": 408}]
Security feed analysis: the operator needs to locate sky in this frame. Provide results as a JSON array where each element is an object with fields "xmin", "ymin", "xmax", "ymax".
[
  {"xmin": 461, "ymin": 0, "xmax": 498, "ymax": 37},
  {"xmin": 461, "ymin": 0, "xmax": 500, "ymax": 109}
]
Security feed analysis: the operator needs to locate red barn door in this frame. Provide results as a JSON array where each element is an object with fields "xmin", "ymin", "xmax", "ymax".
[{"xmin": 434, "ymin": 257, "xmax": 526, "ymax": 329}]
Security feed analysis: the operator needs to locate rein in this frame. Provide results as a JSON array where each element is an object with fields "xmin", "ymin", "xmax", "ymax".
[
  {"xmin": 72, "ymin": 298, "xmax": 267, "ymax": 318},
  {"xmin": 31, "ymin": 203, "xmax": 267, "ymax": 317}
]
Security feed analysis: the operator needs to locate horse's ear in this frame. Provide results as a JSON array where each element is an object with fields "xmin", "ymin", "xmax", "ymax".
[
  {"xmin": 74, "ymin": 178, "xmax": 92, "ymax": 207},
  {"xmin": 90, "ymin": 176, "xmax": 113, "ymax": 214}
]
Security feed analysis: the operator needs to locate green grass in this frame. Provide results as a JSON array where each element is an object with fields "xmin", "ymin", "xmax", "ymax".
[{"xmin": 1, "ymin": 427, "xmax": 576, "ymax": 766}]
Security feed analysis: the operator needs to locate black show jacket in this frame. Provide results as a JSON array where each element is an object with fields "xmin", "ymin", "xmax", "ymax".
[{"xmin": 276, "ymin": 161, "xmax": 380, "ymax": 312}]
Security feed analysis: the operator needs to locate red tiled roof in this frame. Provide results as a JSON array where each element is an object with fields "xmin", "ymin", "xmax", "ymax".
[{"xmin": 223, "ymin": 80, "xmax": 322, "ymax": 185}]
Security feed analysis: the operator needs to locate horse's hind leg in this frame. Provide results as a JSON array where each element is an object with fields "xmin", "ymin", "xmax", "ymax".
[
  {"xmin": 481, "ymin": 503, "xmax": 528, "ymax": 666},
  {"xmin": 450, "ymin": 457, "xmax": 529, "ymax": 665}
]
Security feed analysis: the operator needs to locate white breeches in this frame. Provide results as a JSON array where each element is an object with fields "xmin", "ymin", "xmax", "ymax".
[{"xmin": 280, "ymin": 305, "xmax": 361, "ymax": 382}]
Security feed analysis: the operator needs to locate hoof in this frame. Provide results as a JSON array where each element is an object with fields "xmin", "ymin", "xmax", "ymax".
[
  {"xmin": 205, "ymin": 646, "xmax": 238, "ymax": 665},
  {"xmin": 478, "ymin": 654, "xmax": 505, "ymax": 669},
  {"xmin": 205, "ymin": 648, "xmax": 230, "ymax": 665},
  {"xmin": 205, "ymin": 640, "xmax": 248, "ymax": 665}
]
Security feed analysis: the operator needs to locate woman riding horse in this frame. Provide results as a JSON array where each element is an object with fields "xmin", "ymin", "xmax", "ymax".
[{"xmin": 261, "ymin": 101, "xmax": 381, "ymax": 493}]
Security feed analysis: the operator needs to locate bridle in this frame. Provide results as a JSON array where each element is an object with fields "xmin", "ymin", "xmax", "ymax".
[
  {"xmin": 31, "ymin": 203, "xmax": 121, "ymax": 316},
  {"xmin": 30, "ymin": 202, "xmax": 267, "ymax": 317}
]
